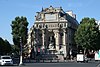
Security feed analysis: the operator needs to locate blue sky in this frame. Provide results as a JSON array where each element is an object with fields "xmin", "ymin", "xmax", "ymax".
[{"xmin": 0, "ymin": 0, "xmax": 100, "ymax": 44}]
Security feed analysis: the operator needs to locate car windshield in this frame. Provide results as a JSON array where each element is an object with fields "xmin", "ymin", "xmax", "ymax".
[{"xmin": 2, "ymin": 57, "xmax": 11, "ymax": 59}]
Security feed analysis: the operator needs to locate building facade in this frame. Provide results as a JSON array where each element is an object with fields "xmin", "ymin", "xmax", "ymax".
[
  {"xmin": 27, "ymin": 6, "xmax": 79, "ymax": 60},
  {"xmin": 96, "ymin": 20, "xmax": 100, "ymax": 30}
]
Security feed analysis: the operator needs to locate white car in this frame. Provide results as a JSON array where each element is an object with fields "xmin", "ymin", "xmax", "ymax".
[{"xmin": 0, "ymin": 56, "xmax": 13, "ymax": 65}]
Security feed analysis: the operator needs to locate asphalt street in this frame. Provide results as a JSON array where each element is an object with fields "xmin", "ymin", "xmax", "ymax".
[{"xmin": 1, "ymin": 62, "xmax": 100, "ymax": 67}]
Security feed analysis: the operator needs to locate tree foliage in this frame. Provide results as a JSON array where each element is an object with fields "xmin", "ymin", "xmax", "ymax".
[
  {"xmin": 0, "ymin": 37, "xmax": 12, "ymax": 55},
  {"xmin": 11, "ymin": 16, "xmax": 28, "ymax": 52},
  {"xmin": 74, "ymin": 17, "xmax": 100, "ymax": 50}
]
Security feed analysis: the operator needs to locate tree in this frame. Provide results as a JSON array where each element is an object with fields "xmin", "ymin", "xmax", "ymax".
[
  {"xmin": 0, "ymin": 37, "xmax": 12, "ymax": 55},
  {"xmin": 4, "ymin": 40, "xmax": 12, "ymax": 54},
  {"xmin": 74, "ymin": 17, "xmax": 100, "ymax": 50},
  {"xmin": 11, "ymin": 16, "xmax": 28, "ymax": 53},
  {"xmin": 0, "ymin": 37, "xmax": 5, "ymax": 55},
  {"xmin": 11, "ymin": 45, "xmax": 19, "ymax": 56}
]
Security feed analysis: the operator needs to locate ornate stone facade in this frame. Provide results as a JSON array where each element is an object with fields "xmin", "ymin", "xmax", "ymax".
[{"xmin": 27, "ymin": 6, "xmax": 79, "ymax": 60}]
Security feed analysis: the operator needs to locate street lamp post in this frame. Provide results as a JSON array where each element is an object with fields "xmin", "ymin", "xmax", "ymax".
[{"xmin": 19, "ymin": 37, "xmax": 23, "ymax": 65}]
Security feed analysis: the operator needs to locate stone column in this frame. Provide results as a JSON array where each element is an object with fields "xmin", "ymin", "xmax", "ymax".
[
  {"xmin": 63, "ymin": 30, "xmax": 66, "ymax": 45},
  {"xmin": 42, "ymin": 30, "xmax": 45, "ymax": 49},
  {"xmin": 45, "ymin": 31, "xmax": 48, "ymax": 49},
  {"xmin": 63, "ymin": 30, "xmax": 67, "ymax": 57},
  {"xmin": 55, "ymin": 31, "xmax": 59, "ymax": 51}
]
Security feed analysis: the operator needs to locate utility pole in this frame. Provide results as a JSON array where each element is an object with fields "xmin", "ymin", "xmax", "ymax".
[{"xmin": 19, "ymin": 37, "xmax": 23, "ymax": 66}]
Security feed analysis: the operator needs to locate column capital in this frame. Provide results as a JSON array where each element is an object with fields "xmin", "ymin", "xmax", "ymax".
[{"xmin": 42, "ymin": 30, "xmax": 45, "ymax": 34}]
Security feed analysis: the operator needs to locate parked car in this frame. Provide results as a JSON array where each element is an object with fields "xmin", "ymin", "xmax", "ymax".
[{"xmin": 0, "ymin": 56, "xmax": 13, "ymax": 65}]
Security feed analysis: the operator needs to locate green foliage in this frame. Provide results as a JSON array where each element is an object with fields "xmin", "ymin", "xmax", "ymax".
[
  {"xmin": 11, "ymin": 45, "xmax": 19, "ymax": 56},
  {"xmin": 11, "ymin": 16, "xmax": 28, "ymax": 52},
  {"xmin": 75, "ymin": 17, "xmax": 100, "ymax": 50},
  {"xmin": 0, "ymin": 37, "xmax": 12, "ymax": 55}
]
